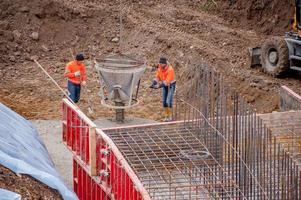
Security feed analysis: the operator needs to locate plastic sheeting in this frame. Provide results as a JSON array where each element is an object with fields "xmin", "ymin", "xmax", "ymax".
[
  {"xmin": 0, "ymin": 188, "xmax": 21, "ymax": 200},
  {"xmin": 0, "ymin": 103, "xmax": 77, "ymax": 200}
]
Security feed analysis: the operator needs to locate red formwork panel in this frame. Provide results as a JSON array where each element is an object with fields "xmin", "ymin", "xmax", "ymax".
[
  {"xmin": 73, "ymin": 158, "xmax": 110, "ymax": 200},
  {"xmin": 62, "ymin": 99, "xmax": 150, "ymax": 200},
  {"xmin": 95, "ymin": 135, "xmax": 144, "ymax": 200},
  {"xmin": 62, "ymin": 101, "xmax": 90, "ymax": 164}
]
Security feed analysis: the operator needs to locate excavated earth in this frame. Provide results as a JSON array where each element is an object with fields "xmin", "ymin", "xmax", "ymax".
[
  {"xmin": 0, "ymin": 0, "xmax": 300, "ymax": 198},
  {"xmin": 0, "ymin": 0, "xmax": 300, "ymax": 120},
  {"xmin": 215, "ymin": 0, "xmax": 295, "ymax": 35},
  {"xmin": 0, "ymin": 165, "xmax": 62, "ymax": 199}
]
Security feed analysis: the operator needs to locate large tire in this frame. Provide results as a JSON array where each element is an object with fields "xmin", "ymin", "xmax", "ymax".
[{"xmin": 261, "ymin": 37, "xmax": 289, "ymax": 76}]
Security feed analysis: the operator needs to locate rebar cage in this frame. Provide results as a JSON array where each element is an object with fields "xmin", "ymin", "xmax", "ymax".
[{"xmin": 102, "ymin": 65, "xmax": 301, "ymax": 199}]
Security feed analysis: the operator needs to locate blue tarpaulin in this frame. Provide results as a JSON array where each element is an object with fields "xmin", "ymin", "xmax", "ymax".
[
  {"xmin": 0, "ymin": 188, "xmax": 21, "ymax": 200},
  {"xmin": 0, "ymin": 103, "xmax": 77, "ymax": 199}
]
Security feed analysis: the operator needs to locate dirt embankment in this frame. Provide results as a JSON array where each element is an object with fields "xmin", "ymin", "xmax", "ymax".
[
  {"xmin": 0, "ymin": 165, "xmax": 62, "ymax": 199},
  {"xmin": 0, "ymin": 0, "xmax": 109, "ymax": 119},
  {"xmin": 215, "ymin": 0, "xmax": 295, "ymax": 35},
  {"xmin": 1, "ymin": 0, "xmax": 300, "ymax": 120}
]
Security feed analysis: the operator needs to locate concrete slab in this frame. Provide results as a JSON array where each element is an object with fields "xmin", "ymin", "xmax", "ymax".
[
  {"xmin": 32, "ymin": 120, "xmax": 73, "ymax": 188},
  {"xmin": 259, "ymin": 111, "xmax": 301, "ymax": 136}
]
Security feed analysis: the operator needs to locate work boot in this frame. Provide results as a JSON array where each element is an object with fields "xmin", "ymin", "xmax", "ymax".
[
  {"xmin": 162, "ymin": 107, "xmax": 168, "ymax": 122},
  {"xmin": 166, "ymin": 107, "xmax": 173, "ymax": 122}
]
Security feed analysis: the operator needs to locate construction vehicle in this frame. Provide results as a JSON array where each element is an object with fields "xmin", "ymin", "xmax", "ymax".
[{"xmin": 249, "ymin": 0, "xmax": 301, "ymax": 76}]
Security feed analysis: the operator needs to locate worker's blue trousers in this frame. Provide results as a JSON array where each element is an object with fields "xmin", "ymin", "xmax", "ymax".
[
  {"xmin": 162, "ymin": 82, "xmax": 176, "ymax": 108},
  {"xmin": 68, "ymin": 81, "xmax": 81, "ymax": 103}
]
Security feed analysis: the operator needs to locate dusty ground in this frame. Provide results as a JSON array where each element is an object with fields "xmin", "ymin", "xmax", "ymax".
[
  {"xmin": 0, "ymin": 165, "xmax": 62, "ymax": 199},
  {"xmin": 0, "ymin": 0, "xmax": 300, "ymax": 122},
  {"xmin": 215, "ymin": 0, "xmax": 295, "ymax": 35},
  {"xmin": 0, "ymin": 0, "xmax": 300, "ymax": 121},
  {"xmin": 0, "ymin": 0, "xmax": 301, "ymax": 197},
  {"xmin": 33, "ymin": 120, "xmax": 73, "ymax": 188}
]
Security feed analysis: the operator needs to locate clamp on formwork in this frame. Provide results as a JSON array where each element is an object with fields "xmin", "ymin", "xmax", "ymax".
[{"xmin": 95, "ymin": 54, "xmax": 146, "ymax": 122}]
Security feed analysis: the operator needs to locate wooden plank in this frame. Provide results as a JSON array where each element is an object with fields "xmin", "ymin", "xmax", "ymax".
[{"xmin": 89, "ymin": 127, "xmax": 97, "ymax": 176}]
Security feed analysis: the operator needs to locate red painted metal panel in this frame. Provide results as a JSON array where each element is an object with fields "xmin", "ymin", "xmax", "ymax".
[
  {"xmin": 91, "ymin": 181, "xmax": 96, "ymax": 200},
  {"xmin": 82, "ymin": 166, "xmax": 86, "ymax": 200},
  {"xmin": 66, "ymin": 108, "xmax": 71, "ymax": 147},
  {"xmin": 84, "ymin": 124, "xmax": 89, "ymax": 163},
  {"xmin": 63, "ymin": 99, "xmax": 147, "ymax": 200},
  {"xmin": 72, "ymin": 139, "xmax": 145, "ymax": 200},
  {"xmin": 77, "ymin": 163, "xmax": 82, "ymax": 200},
  {"xmin": 62, "ymin": 100, "xmax": 91, "ymax": 163},
  {"xmin": 73, "ymin": 157, "xmax": 112, "ymax": 200},
  {"xmin": 73, "ymin": 115, "xmax": 77, "ymax": 154},
  {"xmin": 73, "ymin": 159, "xmax": 78, "ymax": 195}
]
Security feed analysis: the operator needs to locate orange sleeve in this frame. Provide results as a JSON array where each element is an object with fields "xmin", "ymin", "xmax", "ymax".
[
  {"xmin": 81, "ymin": 64, "xmax": 87, "ymax": 81},
  {"xmin": 64, "ymin": 63, "xmax": 75, "ymax": 78}
]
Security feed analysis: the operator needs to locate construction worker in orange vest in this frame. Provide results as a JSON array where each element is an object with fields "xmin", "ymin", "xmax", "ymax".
[
  {"xmin": 150, "ymin": 57, "xmax": 176, "ymax": 121},
  {"xmin": 64, "ymin": 53, "xmax": 87, "ymax": 103}
]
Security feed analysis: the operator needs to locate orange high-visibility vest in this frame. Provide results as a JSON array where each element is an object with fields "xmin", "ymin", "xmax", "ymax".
[
  {"xmin": 64, "ymin": 61, "xmax": 87, "ymax": 84},
  {"xmin": 156, "ymin": 65, "xmax": 175, "ymax": 85}
]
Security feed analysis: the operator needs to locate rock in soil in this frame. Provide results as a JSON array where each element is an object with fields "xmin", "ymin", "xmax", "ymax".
[{"xmin": 31, "ymin": 32, "xmax": 39, "ymax": 41}]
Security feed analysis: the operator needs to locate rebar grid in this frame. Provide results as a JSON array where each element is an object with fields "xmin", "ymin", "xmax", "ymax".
[
  {"xmin": 174, "ymin": 65, "xmax": 301, "ymax": 199},
  {"xmin": 106, "ymin": 122, "xmax": 245, "ymax": 199},
  {"xmin": 103, "ymin": 65, "xmax": 301, "ymax": 199}
]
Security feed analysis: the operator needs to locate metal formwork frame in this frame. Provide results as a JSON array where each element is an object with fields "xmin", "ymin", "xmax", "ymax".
[
  {"xmin": 62, "ymin": 98, "xmax": 150, "ymax": 200},
  {"xmin": 62, "ymin": 100, "xmax": 95, "ymax": 170},
  {"xmin": 73, "ymin": 156, "xmax": 111, "ymax": 200}
]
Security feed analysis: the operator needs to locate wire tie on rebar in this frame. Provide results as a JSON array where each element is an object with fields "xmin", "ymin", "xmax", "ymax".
[{"xmin": 179, "ymin": 150, "xmax": 210, "ymax": 160}]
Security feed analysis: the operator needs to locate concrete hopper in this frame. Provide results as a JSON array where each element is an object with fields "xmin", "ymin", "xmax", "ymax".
[{"xmin": 95, "ymin": 54, "xmax": 146, "ymax": 121}]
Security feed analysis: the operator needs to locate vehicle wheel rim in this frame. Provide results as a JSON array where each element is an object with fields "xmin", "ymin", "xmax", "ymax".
[{"xmin": 268, "ymin": 49, "xmax": 278, "ymax": 66}]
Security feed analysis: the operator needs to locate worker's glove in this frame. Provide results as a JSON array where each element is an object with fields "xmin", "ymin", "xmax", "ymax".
[
  {"xmin": 149, "ymin": 84, "xmax": 158, "ymax": 89},
  {"xmin": 74, "ymin": 71, "xmax": 81, "ymax": 77},
  {"xmin": 149, "ymin": 79, "xmax": 158, "ymax": 89}
]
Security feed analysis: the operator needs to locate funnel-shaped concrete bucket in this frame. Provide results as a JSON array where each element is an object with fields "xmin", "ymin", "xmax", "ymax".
[{"xmin": 95, "ymin": 54, "xmax": 146, "ymax": 109}]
